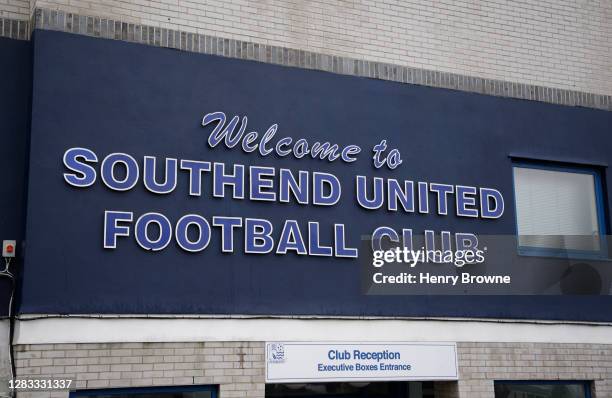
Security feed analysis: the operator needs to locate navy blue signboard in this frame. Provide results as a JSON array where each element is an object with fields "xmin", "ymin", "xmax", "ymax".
[
  {"xmin": 21, "ymin": 29, "xmax": 612, "ymax": 320},
  {"xmin": 0, "ymin": 37, "xmax": 31, "ymax": 317}
]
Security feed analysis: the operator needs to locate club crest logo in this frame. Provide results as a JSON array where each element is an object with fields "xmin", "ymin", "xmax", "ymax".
[{"xmin": 268, "ymin": 343, "xmax": 285, "ymax": 363}]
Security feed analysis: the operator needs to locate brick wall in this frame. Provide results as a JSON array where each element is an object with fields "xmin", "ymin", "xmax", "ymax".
[
  {"xmin": 14, "ymin": 342, "xmax": 265, "ymax": 398},
  {"xmin": 28, "ymin": 7, "xmax": 612, "ymax": 110},
  {"xmin": 25, "ymin": 0, "xmax": 612, "ymax": 97},
  {"xmin": 0, "ymin": 0, "xmax": 29, "ymax": 39},
  {"xmin": 0, "ymin": 321, "xmax": 11, "ymax": 397},
  {"xmin": 457, "ymin": 342, "xmax": 612, "ymax": 398},
  {"xmin": 0, "ymin": 0, "xmax": 28, "ymax": 20},
  {"xmin": 12, "ymin": 341, "xmax": 612, "ymax": 398}
]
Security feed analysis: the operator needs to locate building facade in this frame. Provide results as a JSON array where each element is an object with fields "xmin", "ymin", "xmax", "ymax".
[{"xmin": 1, "ymin": 1, "xmax": 612, "ymax": 398}]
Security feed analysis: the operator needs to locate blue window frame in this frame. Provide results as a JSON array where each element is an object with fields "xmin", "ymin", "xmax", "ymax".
[
  {"xmin": 70, "ymin": 385, "xmax": 218, "ymax": 398},
  {"xmin": 512, "ymin": 160, "xmax": 608, "ymax": 260},
  {"xmin": 494, "ymin": 380, "xmax": 591, "ymax": 398}
]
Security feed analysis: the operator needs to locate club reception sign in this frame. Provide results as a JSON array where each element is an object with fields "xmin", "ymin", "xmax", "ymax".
[{"xmin": 265, "ymin": 342, "xmax": 458, "ymax": 383}]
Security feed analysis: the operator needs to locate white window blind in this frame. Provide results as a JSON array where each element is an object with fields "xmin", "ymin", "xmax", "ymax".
[{"xmin": 513, "ymin": 166, "xmax": 600, "ymax": 252}]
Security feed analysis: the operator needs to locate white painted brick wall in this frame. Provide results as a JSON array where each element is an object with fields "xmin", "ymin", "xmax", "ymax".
[
  {"xmin": 12, "ymin": 341, "xmax": 612, "ymax": 397},
  {"xmin": 14, "ymin": 342, "xmax": 265, "ymax": 398},
  {"xmin": 457, "ymin": 342, "xmax": 612, "ymax": 398},
  {"xmin": 0, "ymin": 0, "xmax": 29, "ymax": 19},
  {"xmin": 20, "ymin": 0, "xmax": 612, "ymax": 97}
]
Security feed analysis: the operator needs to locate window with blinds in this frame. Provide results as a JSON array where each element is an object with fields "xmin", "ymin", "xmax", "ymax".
[{"xmin": 513, "ymin": 164, "xmax": 604, "ymax": 254}]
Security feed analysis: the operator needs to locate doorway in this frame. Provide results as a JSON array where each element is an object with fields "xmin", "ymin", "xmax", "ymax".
[{"xmin": 266, "ymin": 381, "xmax": 434, "ymax": 397}]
